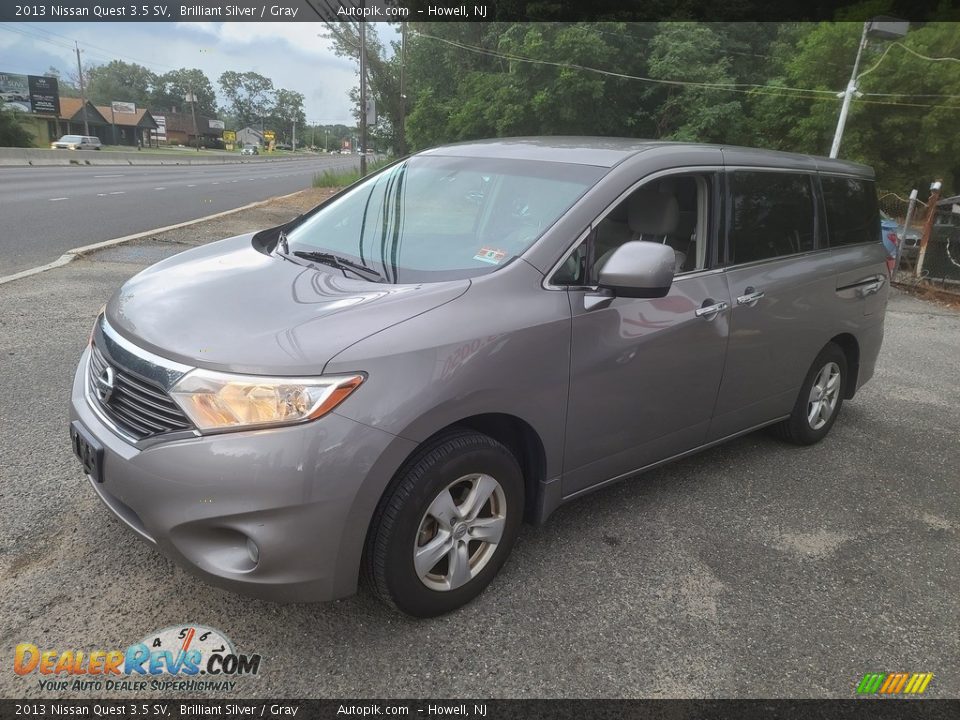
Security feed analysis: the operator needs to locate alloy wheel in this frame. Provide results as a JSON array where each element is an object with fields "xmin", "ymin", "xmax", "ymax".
[
  {"xmin": 807, "ymin": 361, "xmax": 841, "ymax": 430},
  {"xmin": 414, "ymin": 473, "xmax": 507, "ymax": 592}
]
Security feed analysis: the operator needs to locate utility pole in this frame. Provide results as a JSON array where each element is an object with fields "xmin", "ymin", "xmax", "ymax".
[
  {"xmin": 75, "ymin": 42, "xmax": 89, "ymax": 136},
  {"xmin": 830, "ymin": 18, "xmax": 908, "ymax": 159},
  {"xmin": 359, "ymin": 7, "xmax": 368, "ymax": 176},
  {"xmin": 187, "ymin": 87, "xmax": 200, "ymax": 151},
  {"xmin": 893, "ymin": 188, "xmax": 918, "ymax": 275},
  {"xmin": 292, "ymin": 119, "xmax": 296, "ymax": 152},
  {"xmin": 399, "ymin": 20, "xmax": 407, "ymax": 157},
  {"xmin": 830, "ymin": 22, "xmax": 869, "ymax": 159},
  {"xmin": 915, "ymin": 180, "xmax": 942, "ymax": 279}
]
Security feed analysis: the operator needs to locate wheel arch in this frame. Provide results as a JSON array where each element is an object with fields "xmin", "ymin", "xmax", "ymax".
[{"xmin": 829, "ymin": 332, "xmax": 860, "ymax": 399}]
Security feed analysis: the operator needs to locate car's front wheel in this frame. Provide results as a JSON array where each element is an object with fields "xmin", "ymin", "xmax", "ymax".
[{"xmin": 364, "ymin": 429, "xmax": 524, "ymax": 617}]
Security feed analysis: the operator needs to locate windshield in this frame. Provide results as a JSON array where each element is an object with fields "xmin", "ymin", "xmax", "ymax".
[
  {"xmin": 285, "ymin": 155, "xmax": 603, "ymax": 283},
  {"xmin": 60, "ymin": 136, "xmax": 82, "ymax": 142}
]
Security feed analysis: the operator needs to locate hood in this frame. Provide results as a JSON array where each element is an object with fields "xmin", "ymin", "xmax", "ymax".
[{"xmin": 106, "ymin": 234, "xmax": 470, "ymax": 375}]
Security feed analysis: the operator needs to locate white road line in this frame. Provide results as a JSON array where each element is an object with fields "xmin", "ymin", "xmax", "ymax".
[
  {"xmin": 153, "ymin": 187, "xmax": 166, "ymax": 190},
  {"xmin": 48, "ymin": 197, "xmax": 68, "ymax": 201},
  {"xmin": 109, "ymin": 191, "xmax": 124, "ymax": 195},
  {"xmin": 212, "ymin": 182, "xmax": 220, "ymax": 185},
  {"xmin": 187, "ymin": 184, "xmax": 197, "ymax": 187},
  {"xmin": 96, "ymin": 193, "xmax": 107, "ymax": 197},
  {"xmin": 0, "ymin": 189, "xmax": 307, "ymax": 287},
  {"xmin": 230, "ymin": 180, "xmax": 238, "ymax": 183},
  {"xmin": 94, "ymin": 174, "xmax": 124, "ymax": 178}
]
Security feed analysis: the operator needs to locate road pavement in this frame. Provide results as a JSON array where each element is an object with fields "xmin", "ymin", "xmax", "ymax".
[
  {"xmin": 0, "ymin": 155, "xmax": 359, "ymax": 275},
  {"xmin": 0, "ymin": 224, "xmax": 957, "ymax": 699}
]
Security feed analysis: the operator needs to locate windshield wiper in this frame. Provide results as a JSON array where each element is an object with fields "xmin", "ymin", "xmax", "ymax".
[{"xmin": 292, "ymin": 250, "xmax": 384, "ymax": 281}]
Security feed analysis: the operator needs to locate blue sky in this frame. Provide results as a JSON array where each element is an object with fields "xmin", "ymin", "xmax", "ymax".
[{"xmin": 0, "ymin": 22, "xmax": 398, "ymax": 124}]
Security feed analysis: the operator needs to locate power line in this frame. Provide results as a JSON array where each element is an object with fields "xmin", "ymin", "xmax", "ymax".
[
  {"xmin": 415, "ymin": 31, "xmax": 960, "ymax": 110},
  {"xmin": 417, "ymin": 32, "xmax": 840, "ymax": 96},
  {"xmin": 22, "ymin": 23, "xmax": 179, "ymax": 70}
]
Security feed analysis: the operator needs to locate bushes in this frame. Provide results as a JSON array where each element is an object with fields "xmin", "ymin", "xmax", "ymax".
[{"xmin": 0, "ymin": 108, "xmax": 33, "ymax": 147}]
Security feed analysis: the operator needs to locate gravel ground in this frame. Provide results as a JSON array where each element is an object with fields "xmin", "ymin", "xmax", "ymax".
[{"xmin": 0, "ymin": 194, "xmax": 957, "ymax": 700}]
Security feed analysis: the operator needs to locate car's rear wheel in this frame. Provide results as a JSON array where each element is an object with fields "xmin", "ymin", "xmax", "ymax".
[
  {"xmin": 364, "ymin": 429, "xmax": 524, "ymax": 617},
  {"xmin": 772, "ymin": 342, "xmax": 847, "ymax": 445}
]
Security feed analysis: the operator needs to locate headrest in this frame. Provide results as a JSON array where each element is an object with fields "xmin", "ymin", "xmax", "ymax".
[{"xmin": 628, "ymin": 189, "xmax": 679, "ymax": 236}]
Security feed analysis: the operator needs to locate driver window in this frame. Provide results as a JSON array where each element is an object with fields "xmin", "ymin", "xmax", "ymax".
[{"xmin": 552, "ymin": 174, "xmax": 712, "ymax": 286}]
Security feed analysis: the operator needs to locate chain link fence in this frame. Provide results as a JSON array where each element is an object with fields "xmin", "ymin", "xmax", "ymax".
[{"xmin": 923, "ymin": 198, "xmax": 960, "ymax": 289}]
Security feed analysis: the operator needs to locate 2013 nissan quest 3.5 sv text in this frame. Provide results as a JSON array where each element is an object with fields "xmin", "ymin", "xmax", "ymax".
[{"xmin": 70, "ymin": 138, "xmax": 889, "ymax": 617}]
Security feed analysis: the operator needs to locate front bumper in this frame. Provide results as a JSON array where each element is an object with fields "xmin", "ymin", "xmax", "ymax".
[{"xmin": 70, "ymin": 346, "xmax": 415, "ymax": 602}]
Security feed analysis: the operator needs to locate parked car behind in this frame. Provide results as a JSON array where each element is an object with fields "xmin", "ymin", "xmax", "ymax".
[
  {"xmin": 70, "ymin": 138, "xmax": 889, "ymax": 617},
  {"xmin": 880, "ymin": 211, "xmax": 921, "ymax": 270},
  {"xmin": 51, "ymin": 135, "xmax": 101, "ymax": 150},
  {"xmin": 240, "ymin": 144, "xmax": 259, "ymax": 156}
]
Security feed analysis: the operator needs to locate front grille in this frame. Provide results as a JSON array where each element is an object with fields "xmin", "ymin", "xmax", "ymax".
[{"xmin": 88, "ymin": 342, "xmax": 193, "ymax": 440}]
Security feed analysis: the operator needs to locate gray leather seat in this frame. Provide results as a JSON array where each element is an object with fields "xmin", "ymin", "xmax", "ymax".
[{"xmin": 593, "ymin": 190, "xmax": 684, "ymax": 280}]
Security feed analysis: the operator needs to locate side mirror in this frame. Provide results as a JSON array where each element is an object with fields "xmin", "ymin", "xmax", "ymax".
[{"xmin": 597, "ymin": 241, "xmax": 676, "ymax": 299}]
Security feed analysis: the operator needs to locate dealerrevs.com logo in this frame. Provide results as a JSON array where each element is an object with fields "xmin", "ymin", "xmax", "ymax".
[{"xmin": 14, "ymin": 625, "xmax": 262, "ymax": 693}]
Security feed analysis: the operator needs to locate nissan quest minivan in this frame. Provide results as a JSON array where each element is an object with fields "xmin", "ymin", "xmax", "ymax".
[{"xmin": 70, "ymin": 138, "xmax": 889, "ymax": 617}]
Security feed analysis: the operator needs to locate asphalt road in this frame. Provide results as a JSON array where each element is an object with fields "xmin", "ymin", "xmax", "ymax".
[
  {"xmin": 0, "ymin": 155, "xmax": 359, "ymax": 276},
  {"xmin": 0, "ymin": 232, "xmax": 957, "ymax": 699}
]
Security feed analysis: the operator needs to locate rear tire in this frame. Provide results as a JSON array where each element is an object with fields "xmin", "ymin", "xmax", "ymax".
[
  {"xmin": 772, "ymin": 342, "xmax": 847, "ymax": 445},
  {"xmin": 364, "ymin": 429, "xmax": 524, "ymax": 618}
]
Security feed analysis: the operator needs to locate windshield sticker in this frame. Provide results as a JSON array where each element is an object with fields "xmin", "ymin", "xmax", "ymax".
[{"xmin": 474, "ymin": 247, "xmax": 507, "ymax": 265}]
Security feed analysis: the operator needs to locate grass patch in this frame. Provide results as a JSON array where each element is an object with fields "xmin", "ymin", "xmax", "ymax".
[{"xmin": 313, "ymin": 159, "xmax": 388, "ymax": 188}]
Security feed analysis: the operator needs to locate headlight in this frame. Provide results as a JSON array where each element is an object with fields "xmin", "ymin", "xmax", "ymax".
[{"xmin": 170, "ymin": 369, "xmax": 364, "ymax": 433}]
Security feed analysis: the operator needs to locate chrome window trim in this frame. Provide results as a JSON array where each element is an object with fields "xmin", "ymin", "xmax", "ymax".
[{"xmin": 542, "ymin": 165, "xmax": 724, "ymax": 291}]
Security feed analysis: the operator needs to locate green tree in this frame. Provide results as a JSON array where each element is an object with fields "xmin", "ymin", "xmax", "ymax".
[
  {"xmin": 0, "ymin": 107, "xmax": 32, "ymax": 147},
  {"xmin": 646, "ymin": 22, "xmax": 743, "ymax": 142},
  {"xmin": 84, "ymin": 60, "xmax": 158, "ymax": 108},
  {"xmin": 323, "ymin": 22, "xmax": 405, "ymax": 154},
  {"xmin": 268, "ymin": 88, "xmax": 306, "ymax": 144},
  {"xmin": 153, "ymin": 68, "xmax": 217, "ymax": 116},
  {"xmin": 218, "ymin": 71, "xmax": 274, "ymax": 129},
  {"xmin": 753, "ymin": 22, "xmax": 960, "ymax": 191}
]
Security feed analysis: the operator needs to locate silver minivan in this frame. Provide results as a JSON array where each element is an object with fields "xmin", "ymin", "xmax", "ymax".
[{"xmin": 70, "ymin": 138, "xmax": 888, "ymax": 616}]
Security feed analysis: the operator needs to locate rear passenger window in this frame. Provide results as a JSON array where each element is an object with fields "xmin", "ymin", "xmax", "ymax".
[
  {"xmin": 821, "ymin": 176, "xmax": 879, "ymax": 247},
  {"xmin": 728, "ymin": 171, "xmax": 815, "ymax": 264}
]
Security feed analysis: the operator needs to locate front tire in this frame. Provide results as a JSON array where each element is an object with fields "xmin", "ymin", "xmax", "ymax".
[
  {"xmin": 773, "ymin": 342, "xmax": 847, "ymax": 445},
  {"xmin": 364, "ymin": 429, "xmax": 524, "ymax": 617}
]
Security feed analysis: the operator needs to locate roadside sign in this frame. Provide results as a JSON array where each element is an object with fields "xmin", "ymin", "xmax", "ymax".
[
  {"xmin": 111, "ymin": 101, "xmax": 136, "ymax": 114},
  {"xmin": 263, "ymin": 130, "xmax": 276, "ymax": 141},
  {"xmin": 223, "ymin": 130, "xmax": 236, "ymax": 143},
  {"xmin": 152, "ymin": 114, "xmax": 167, "ymax": 141},
  {"xmin": 208, "ymin": 119, "xmax": 225, "ymax": 130},
  {"xmin": 0, "ymin": 72, "xmax": 60, "ymax": 115}
]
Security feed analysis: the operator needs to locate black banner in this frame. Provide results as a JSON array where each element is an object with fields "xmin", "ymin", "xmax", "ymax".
[
  {"xmin": 0, "ymin": 0, "xmax": 956, "ymax": 23},
  {"xmin": 27, "ymin": 74, "xmax": 60, "ymax": 116},
  {"xmin": 1, "ymin": 700, "xmax": 959, "ymax": 720}
]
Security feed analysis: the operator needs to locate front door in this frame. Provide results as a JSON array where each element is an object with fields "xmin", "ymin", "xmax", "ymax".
[{"xmin": 557, "ymin": 171, "xmax": 731, "ymax": 497}]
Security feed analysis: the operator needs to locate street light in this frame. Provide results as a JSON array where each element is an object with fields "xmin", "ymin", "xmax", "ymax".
[{"xmin": 829, "ymin": 17, "xmax": 908, "ymax": 158}]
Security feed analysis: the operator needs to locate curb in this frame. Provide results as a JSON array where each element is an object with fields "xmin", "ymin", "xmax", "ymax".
[{"xmin": 0, "ymin": 189, "xmax": 306, "ymax": 287}]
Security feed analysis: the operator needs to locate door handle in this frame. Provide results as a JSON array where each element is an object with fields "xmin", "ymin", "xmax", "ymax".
[
  {"xmin": 695, "ymin": 301, "xmax": 729, "ymax": 320},
  {"xmin": 736, "ymin": 288, "xmax": 765, "ymax": 306},
  {"xmin": 858, "ymin": 276, "xmax": 885, "ymax": 297}
]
